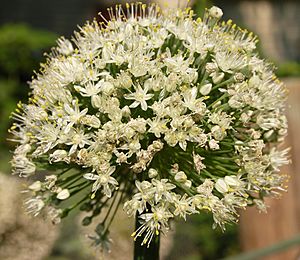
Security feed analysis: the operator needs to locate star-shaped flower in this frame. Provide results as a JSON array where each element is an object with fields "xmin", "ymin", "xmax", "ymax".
[{"xmin": 124, "ymin": 84, "xmax": 154, "ymax": 111}]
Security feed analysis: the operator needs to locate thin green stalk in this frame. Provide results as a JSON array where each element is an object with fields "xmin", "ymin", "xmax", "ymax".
[
  {"xmin": 61, "ymin": 174, "xmax": 83, "ymax": 188},
  {"xmin": 103, "ymin": 186, "xmax": 126, "ymax": 234},
  {"xmin": 207, "ymin": 93, "xmax": 228, "ymax": 109},
  {"xmin": 69, "ymin": 183, "xmax": 91, "ymax": 197},
  {"xmin": 211, "ymin": 77, "xmax": 234, "ymax": 91},
  {"xmin": 102, "ymin": 191, "xmax": 119, "ymax": 225}
]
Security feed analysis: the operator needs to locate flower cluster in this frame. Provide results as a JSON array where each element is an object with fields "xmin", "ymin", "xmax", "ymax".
[{"xmin": 10, "ymin": 3, "xmax": 289, "ymax": 248}]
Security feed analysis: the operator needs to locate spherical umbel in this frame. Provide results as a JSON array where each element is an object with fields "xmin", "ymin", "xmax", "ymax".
[{"xmin": 10, "ymin": 3, "xmax": 289, "ymax": 250}]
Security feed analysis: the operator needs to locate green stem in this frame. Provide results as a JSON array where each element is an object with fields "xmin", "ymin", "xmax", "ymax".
[{"xmin": 207, "ymin": 93, "xmax": 228, "ymax": 109}]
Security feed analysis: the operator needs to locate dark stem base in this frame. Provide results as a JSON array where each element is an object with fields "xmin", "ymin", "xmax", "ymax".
[{"xmin": 133, "ymin": 214, "xmax": 160, "ymax": 260}]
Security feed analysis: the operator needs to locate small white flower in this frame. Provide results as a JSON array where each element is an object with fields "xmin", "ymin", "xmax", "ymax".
[
  {"xmin": 57, "ymin": 37, "xmax": 74, "ymax": 56},
  {"xmin": 25, "ymin": 197, "xmax": 45, "ymax": 216},
  {"xmin": 83, "ymin": 166, "xmax": 118, "ymax": 198},
  {"xmin": 209, "ymin": 139, "xmax": 220, "ymax": 150},
  {"xmin": 66, "ymin": 128, "xmax": 91, "ymax": 155},
  {"xmin": 196, "ymin": 179, "xmax": 214, "ymax": 195},
  {"xmin": 64, "ymin": 100, "xmax": 88, "ymax": 133},
  {"xmin": 74, "ymin": 81, "xmax": 102, "ymax": 97},
  {"xmin": 193, "ymin": 153, "xmax": 206, "ymax": 174},
  {"xmin": 124, "ymin": 84, "xmax": 154, "ymax": 111}
]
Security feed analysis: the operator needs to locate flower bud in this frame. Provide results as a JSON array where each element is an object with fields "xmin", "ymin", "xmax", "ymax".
[
  {"xmin": 148, "ymin": 168, "xmax": 158, "ymax": 178},
  {"xmin": 224, "ymin": 176, "xmax": 240, "ymax": 187},
  {"xmin": 215, "ymin": 178, "xmax": 229, "ymax": 193},
  {"xmin": 151, "ymin": 140, "xmax": 164, "ymax": 151},
  {"xmin": 234, "ymin": 72, "xmax": 245, "ymax": 82},
  {"xmin": 49, "ymin": 149, "xmax": 68, "ymax": 163},
  {"xmin": 212, "ymin": 72, "xmax": 225, "ymax": 84},
  {"xmin": 205, "ymin": 62, "xmax": 218, "ymax": 74},
  {"xmin": 183, "ymin": 180, "xmax": 192, "ymax": 188},
  {"xmin": 28, "ymin": 181, "xmax": 42, "ymax": 192},
  {"xmin": 57, "ymin": 189, "xmax": 70, "ymax": 200},
  {"xmin": 91, "ymin": 95, "xmax": 101, "ymax": 108},
  {"xmin": 175, "ymin": 171, "xmax": 187, "ymax": 182},
  {"xmin": 122, "ymin": 106, "xmax": 131, "ymax": 118},
  {"xmin": 200, "ymin": 83, "xmax": 212, "ymax": 96},
  {"xmin": 209, "ymin": 6, "xmax": 223, "ymax": 19},
  {"xmin": 101, "ymin": 82, "xmax": 114, "ymax": 96}
]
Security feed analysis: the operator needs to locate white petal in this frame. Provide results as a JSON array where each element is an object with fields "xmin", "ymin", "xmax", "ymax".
[
  {"xmin": 83, "ymin": 173, "xmax": 99, "ymax": 180},
  {"xmin": 129, "ymin": 101, "xmax": 140, "ymax": 108},
  {"xmin": 215, "ymin": 179, "xmax": 229, "ymax": 193}
]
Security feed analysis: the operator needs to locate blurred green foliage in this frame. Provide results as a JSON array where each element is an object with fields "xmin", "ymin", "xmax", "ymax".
[
  {"xmin": 277, "ymin": 62, "xmax": 300, "ymax": 78},
  {"xmin": 194, "ymin": 0, "xmax": 212, "ymax": 16},
  {"xmin": 0, "ymin": 24, "xmax": 56, "ymax": 76}
]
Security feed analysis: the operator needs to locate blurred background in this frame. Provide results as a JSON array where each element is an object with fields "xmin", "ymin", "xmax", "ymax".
[{"xmin": 0, "ymin": 0, "xmax": 299, "ymax": 259}]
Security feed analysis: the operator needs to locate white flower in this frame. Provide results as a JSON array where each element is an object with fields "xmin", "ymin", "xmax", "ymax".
[
  {"xmin": 147, "ymin": 117, "xmax": 169, "ymax": 138},
  {"xmin": 209, "ymin": 139, "xmax": 220, "ymax": 150},
  {"xmin": 124, "ymin": 84, "xmax": 154, "ymax": 111},
  {"xmin": 196, "ymin": 179, "xmax": 214, "ymax": 195},
  {"xmin": 173, "ymin": 194, "xmax": 197, "ymax": 219},
  {"xmin": 64, "ymin": 100, "xmax": 88, "ymax": 133},
  {"xmin": 152, "ymin": 179, "xmax": 176, "ymax": 203},
  {"xmin": 214, "ymin": 51, "xmax": 247, "ymax": 73},
  {"xmin": 132, "ymin": 205, "xmax": 173, "ymax": 247},
  {"xmin": 83, "ymin": 166, "xmax": 118, "ymax": 198},
  {"xmin": 193, "ymin": 153, "xmax": 206, "ymax": 174},
  {"xmin": 25, "ymin": 197, "xmax": 45, "ymax": 216},
  {"xmin": 268, "ymin": 148, "xmax": 290, "ymax": 171},
  {"xmin": 11, "ymin": 155, "xmax": 36, "ymax": 177},
  {"xmin": 74, "ymin": 81, "xmax": 103, "ymax": 97},
  {"xmin": 57, "ymin": 37, "xmax": 74, "ymax": 56},
  {"xmin": 65, "ymin": 128, "xmax": 91, "ymax": 155},
  {"xmin": 183, "ymin": 87, "xmax": 207, "ymax": 115}
]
